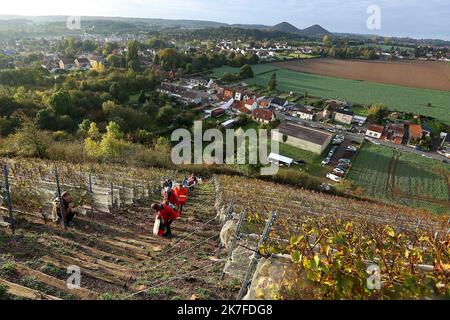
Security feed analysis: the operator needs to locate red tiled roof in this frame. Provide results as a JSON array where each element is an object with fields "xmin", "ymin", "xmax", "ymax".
[
  {"xmin": 232, "ymin": 101, "xmax": 250, "ymax": 114},
  {"xmin": 259, "ymin": 100, "xmax": 270, "ymax": 108},
  {"xmin": 393, "ymin": 136, "xmax": 403, "ymax": 145},
  {"xmin": 252, "ymin": 108, "xmax": 274, "ymax": 121},
  {"xmin": 246, "ymin": 99, "xmax": 255, "ymax": 106},
  {"xmin": 367, "ymin": 124, "xmax": 384, "ymax": 134},
  {"xmin": 409, "ymin": 124, "xmax": 423, "ymax": 139}
]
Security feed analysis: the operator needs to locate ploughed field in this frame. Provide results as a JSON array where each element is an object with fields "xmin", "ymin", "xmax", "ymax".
[{"xmin": 271, "ymin": 59, "xmax": 450, "ymax": 91}]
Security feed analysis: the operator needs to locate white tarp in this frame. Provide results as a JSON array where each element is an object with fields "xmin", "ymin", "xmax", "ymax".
[{"xmin": 268, "ymin": 153, "xmax": 293, "ymax": 165}]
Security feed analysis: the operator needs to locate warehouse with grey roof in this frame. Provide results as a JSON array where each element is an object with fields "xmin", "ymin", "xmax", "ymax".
[{"xmin": 272, "ymin": 123, "xmax": 333, "ymax": 154}]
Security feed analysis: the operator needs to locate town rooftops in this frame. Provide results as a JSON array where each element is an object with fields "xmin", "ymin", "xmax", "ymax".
[
  {"xmin": 277, "ymin": 123, "xmax": 333, "ymax": 145},
  {"xmin": 252, "ymin": 108, "xmax": 274, "ymax": 121},
  {"xmin": 232, "ymin": 101, "xmax": 250, "ymax": 114},
  {"xmin": 367, "ymin": 124, "xmax": 385, "ymax": 134}
]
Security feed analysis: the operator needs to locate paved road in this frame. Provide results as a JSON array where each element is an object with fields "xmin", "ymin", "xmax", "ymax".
[{"xmin": 276, "ymin": 111, "xmax": 449, "ymax": 163}]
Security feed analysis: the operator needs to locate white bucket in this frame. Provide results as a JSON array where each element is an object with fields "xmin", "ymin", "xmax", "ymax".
[{"xmin": 153, "ymin": 217, "xmax": 161, "ymax": 236}]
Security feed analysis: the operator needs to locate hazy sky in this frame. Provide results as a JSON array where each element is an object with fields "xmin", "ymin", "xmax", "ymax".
[{"xmin": 2, "ymin": 0, "xmax": 449, "ymax": 40}]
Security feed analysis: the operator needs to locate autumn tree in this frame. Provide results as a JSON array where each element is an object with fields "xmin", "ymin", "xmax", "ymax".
[{"xmin": 268, "ymin": 73, "xmax": 277, "ymax": 91}]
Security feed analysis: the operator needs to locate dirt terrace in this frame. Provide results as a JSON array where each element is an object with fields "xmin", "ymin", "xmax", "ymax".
[{"xmin": 0, "ymin": 181, "xmax": 239, "ymax": 300}]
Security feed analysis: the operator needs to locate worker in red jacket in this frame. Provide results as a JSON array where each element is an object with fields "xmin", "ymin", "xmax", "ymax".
[
  {"xmin": 163, "ymin": 186, "xmax": 179, "ymax": 211},
  {"xmin": 151, "ymin": 202, "xmax": 180, "ymax": 238}
]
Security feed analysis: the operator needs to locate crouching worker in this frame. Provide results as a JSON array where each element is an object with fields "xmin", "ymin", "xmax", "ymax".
[
  {"xmin": 173, "ymin": 183, "xmax": 188, "ymax": 214},
  {"xmin": 152, "ymin": 202, "xmax": 180, "ymax": 238},
  {"xmin": 51, "ymin": 192, "xmax": 77, "ymax": 229}
]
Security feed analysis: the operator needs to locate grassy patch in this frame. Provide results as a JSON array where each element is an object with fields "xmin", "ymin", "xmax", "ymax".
[
  {"xmin": 147, "ymin": 286, "xmax": 174, "ymax": 299},
  {"xmin": 348, "ymin": 143, "xmax": 450, "ymax": 214},
  {"xmin": 1, "ymin": 261, "xmax": 17, "ymax": 275},
  {"xmin": 194, "ymin": 288, "xmax": 211, "ymax": 300},
  {"xmin": 0, "ymin": 284, "xmax": 8, "ymax": 300},
  {"xmin": 40, "ymin": 262, "xmax": 66, "ymax": 278}
]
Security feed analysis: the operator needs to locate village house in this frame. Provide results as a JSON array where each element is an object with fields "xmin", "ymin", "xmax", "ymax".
[
  {"xmin": 245, "ymin": 99, "xmax": 258, "ymax": 111},
  {"xmin": 139, "ymin": 56, "xmax": 151, "ymax": 68},
  {"xmin": 232, "ymin": 101, "xmax": 251, "ymax": 114},
  {"xmin": 439, "ymin": 133, "xmax": 450, "ymax": 158},
  {"xmin": 383, "ymin": 123, "xmax": 405, "ymax": 145},
  {"xmin": 234, "ymin": 87, "xmax": 253, "ymax": 101},
  {"xmin": 59, "ymin": 58, "xmax": 75, "ymax": 70},
  {"xmin": 159, "ymin": 82, "xmax": 186, "ymax": 98},
  {"xmin": 408, "ymin": 124, "xmax": 423, "ymax": 146},
  {"xmin": 270, "ymin": 97, "xmax": 288, "ymax": 109},
  {"xmin": 296, "ymin": 106, "xmax": 315, "ymax": 121},
  {"xmin": 211, "ymin": 108, "xmax": 225, "ymax": 118},
  {"xmin": 258, "ymin": 99, "xmax": 270, "ymax": 109},
  {"xmin": 74, "ymin": 57, "xmax": 91, "ymax": 69},
  {"xmin": 272, "ymin": 123, "xmax": 333, "ymax": 154},
  {"xmin": 366, "ymin": 124, "xmax": 385, "ymax": 139},
  {"xmin": 352, "ymin": 115, "xmax": 367, "ymax": 126},
  {"xmin": 252, "ymin": 109, "xmax": 275, "ymax": 124},
  {"xmin": 334, "ymin": 110, "xmax": 354, "ymax": 125},
  {"xmin": 223, "ymin": 88, "xmax": 234, "ymax": 101}
]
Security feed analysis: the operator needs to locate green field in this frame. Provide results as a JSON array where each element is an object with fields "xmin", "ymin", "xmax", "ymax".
[
  {"xmin": 213, "ymin": 65, "xmax": 450, "ymax": 123},
  {"xmin": 347, "ymin": 143, "xmax": 450, "ymax": 215}
]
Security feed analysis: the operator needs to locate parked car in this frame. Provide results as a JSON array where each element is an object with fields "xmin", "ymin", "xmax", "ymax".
[
  {"xmin": 346, "ymin": 146, "xmax": 358, "ymax": 152},
  {"xmin": 338, "ymin": 162, "xmax": 350, "ymax": 169},
  {"xmin": 333, "ymin": 168, "xmax": 345, "ymax": 175},
  {"xmin": 326, "ymin": 173, "xmax": 342, "ymax": 183},
  {"xmin": 332, "ymin": 170, "xmax": 345, "ymax": 177},
  {"xmin": 339, "ymin": 158, "xmax": 351, "ymax": 165},
  {"xmin": 322, "ymin": 157, "xmax": 331, "ymax": 165}
]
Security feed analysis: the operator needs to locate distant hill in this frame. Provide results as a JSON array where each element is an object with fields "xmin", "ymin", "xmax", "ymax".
[
  {"xmin": 270, "ymin": 22, "xmax": 300, "ymax": 33},
  {"xmin": 0, "ymin": 15, "xmax": 330, "ymax": 37},
  {"xmin": 300, "ymin": 24, "xmax": 332, "ymax": 37},
  {"xmin": 269, "ymin": 22, "xmax": 332, "ymax": 37}
]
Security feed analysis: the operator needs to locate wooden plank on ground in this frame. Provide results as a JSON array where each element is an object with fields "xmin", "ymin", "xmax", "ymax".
[
  {"xmin": 0, "ymin": 278, "xmax": 61, "ymax": 300},
  {"xmin": 47, "ymin": 235, "xmax": 137, "ymax": 264},
  {"xmin": 14, "ymin": 264, "xmax": 97, "ymax": 300},
  {"xmin": 40, "ymin": 256, "xmax": 128, "ymax": 288}
]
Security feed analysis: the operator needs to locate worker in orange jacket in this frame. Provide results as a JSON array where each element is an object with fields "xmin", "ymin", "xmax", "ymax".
[{"xmin": 173, "ymin": 183, "xmax": 188, "ymax": 214}]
